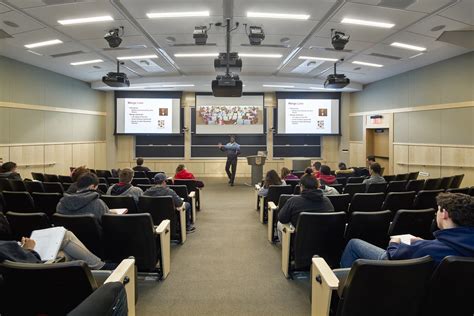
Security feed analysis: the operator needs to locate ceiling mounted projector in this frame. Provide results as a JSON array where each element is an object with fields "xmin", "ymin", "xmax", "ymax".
[
  {"xmin": 104, "ymin": 27, "xmax": 123, "ymax": 48},
  {"xmin": 214, "ymin": 52, "xmax": 242, "ymax": 73},
  {"xmin": 248, "ymin": 25, "xmax": 265, "ymax": 45},
  {"xmin": 212, "ymin": 74, "xmax": 243, "ymax": 97},
  {"xmin": 102, "ymin": 61, "xmax": 130, "ymax": 88},
  {"xmin": 324, "ymin": 59, "xmax": 350, "ymax": 89},
  {"xmin": 193, "ymin": 25, "xmax": 208, "ymax": 45},
  {"xmin": 331, "ymin": 29, "xmax": 350, "ymax": 51}
]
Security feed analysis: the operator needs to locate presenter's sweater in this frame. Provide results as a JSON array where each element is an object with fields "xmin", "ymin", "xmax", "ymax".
[{"xmin": 278, "ymin": 189, "xmax": 334, "ymax": 227}]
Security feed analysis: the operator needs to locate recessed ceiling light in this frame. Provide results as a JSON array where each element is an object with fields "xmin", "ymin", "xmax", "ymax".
[
  {"xmin": 58, "ymin": 15, "xmax": 114, "ymax": 25},
  {"xmin": 70, "ymin": 59, "xmax": 104, "ymax": 66},
  {"xmin": 298, "ymin": 56, "xmax": 338, "ymax": 61},
  {"xmin": 174, "ymin": 53, "xmax": 218, "ymax": 57},
  {"xmin": 3, "ymin": 21, "xmax": 19, "ymax": 28},
  {"xmin": 247, "ymin": 12, "xmax": 310, "ymax": 20},
  {"xmin": 24, "ymin": 39, "xmax": 63, "ymax": 48},
  {"xmin": 26, "ymin": 50, "xmax": 43, "ymax": 56},
  {"xmin": 390, "ymin": 42, "xmax": 426, "ymax": 51},
  {"xmin": 310, "ymin": 87, "xmax": 337, "ymax": 90},
  {"xmin": 341, "ymin": 17, "xmax": 395, "ymax": 28},
  {"xmin": 262, "ymin": 84, "xmax": 295, "ymax": 88},
  {"xmin": 117, "ymin": 54, "xmax": 158, "ymax": 60},
  {"xmin": 409, "ymin": 52, "xmax": 424, "ymax": 59},
  {"xmin": 430, "ymin": 25, "xmax": 445, "ymax": 32},
  {"xmin": 239, "ymin": 53, "xmax": 282, "ymax": 58},
  {"xmin": 147, "ymin": 11, "xmax": 209, "ymax": 18},
  {"xmin": 352, "ymin": 61, "xmax": 384, "ymax": 67}
]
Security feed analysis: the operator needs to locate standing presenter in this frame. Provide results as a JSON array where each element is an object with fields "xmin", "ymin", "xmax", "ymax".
[{"xmin": 218, "ymin": 135, "xmax": 241, "ymax": 186}]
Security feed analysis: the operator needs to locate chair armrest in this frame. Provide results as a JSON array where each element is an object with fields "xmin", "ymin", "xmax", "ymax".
[
  {"xmin": 267, "ymin": 202, "xmax": 277, "ymax": 243},
  {"xmin": 280, "ymin": 223, "xmax": 295, "ymax": 278},
  {"xmin": 155, "ymin": 220, "xmax": 171, "ymax": 279},
  {"xmin": 176, "ymin": 206, "xmax": 187, "ymax": 244},
  {"xmin": 311, "ymin": 257, "xmax": 339, "ymax": 316},
  {"xmin": 104, "ymin": 258, "xmax": 136, "ymax": 316},
  {"xmin": 259, "ymin": 196, "xmax": 265, "ymax": 223},
  {"xmin": 188, "ymin": 191, "xmax": 196, "ymax": 198},
  {"xmin": 188, "ymin": 191, "xmax": 196, "ymax": 224}
]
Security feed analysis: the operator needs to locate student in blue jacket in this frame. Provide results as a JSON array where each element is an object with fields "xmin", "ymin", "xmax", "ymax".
[{"xmin": 340, "ymin": 192, "xmax": 474, "ymax": 267}]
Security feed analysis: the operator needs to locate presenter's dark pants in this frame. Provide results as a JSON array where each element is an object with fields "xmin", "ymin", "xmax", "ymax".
[{"xmin": 225, "ymin": 157, "xmax": 237, "ymax": 184}]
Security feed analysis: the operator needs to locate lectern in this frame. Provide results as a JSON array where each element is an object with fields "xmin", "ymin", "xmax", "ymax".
[{"xmin": 247, "ymin": 155, "xmax": 266, "ymax": 185}]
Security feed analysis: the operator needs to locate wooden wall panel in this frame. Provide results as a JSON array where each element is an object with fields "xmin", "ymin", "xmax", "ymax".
[
  {"xmin": 349, "ymin": 142, "xmax": 365, "ymax": 167},
  {"xmin": 0, "ymin": 147, "xmax": 9, "ymax": 163},
  {"xmin": 72, "ymin": 143, "xmax": 95, "ymax": 168},
  {"xmin": 408, "ymin": 146, "xmax": 440, "ymax": 165},
  {"xmin": 441, "ymin": 147, "xmax": 474, "ymax": 167},
  {"xmin": 94, "ymin": 143, "xmax": 107, "ymax": 170},
  {"xmin": 393, "ymin": 145, "xmax": 409, "ymax": 174},
  {"xmin": 44, "ymin": 144, "xmax": 72, "ymax": 175},
  {"xmin": 10, "ymin": 145, "xmax": 45, "ymax": 176},
  {"xmin": 442, "ymin": 166, "xmax": 474, "ymax": 187}
]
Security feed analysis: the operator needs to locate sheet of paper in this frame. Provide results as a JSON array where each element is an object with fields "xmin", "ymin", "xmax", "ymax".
[
  {"xmin": 390, "ymin": 234, "xmax": 416, "ymax": 245},
  {"xmin": 30, "ymin": 226, "xmax": 66, "ymax": 261},
  {"xmin": 110, "ymin": 208, "xmax": 128, "ymax": 214}
]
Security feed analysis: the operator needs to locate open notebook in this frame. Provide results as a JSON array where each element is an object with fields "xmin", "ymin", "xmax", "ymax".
[
  {"xmin": 30, "ymin": 226, "xmax": 67, "ymax": 261},
  {"xmin": 390, "ymin": 234, "xmax": 416, "ymax": 245}
]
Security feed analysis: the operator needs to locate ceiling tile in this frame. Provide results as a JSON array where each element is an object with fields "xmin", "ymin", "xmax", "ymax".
[
  {"xmin": 439, "ymin": 0, "xmax": 474, "ymax": 25},
  {"xmin": 0, "ymin": 10, "xmax": 45, "ymax": 35}
]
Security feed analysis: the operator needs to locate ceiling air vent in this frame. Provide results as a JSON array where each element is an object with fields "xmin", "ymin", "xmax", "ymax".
[
  {"xmin": 50, "ymin": 50, "xmax": 84, "ymax": 58},
  {"xmin": 0, "ymin": 29, "xmax": 13, "ymax": 39},
  {"xmin": 368, "ymin": 52, "xmax": 402, "ymax": 60},
  {"xmin": 323, "ymin": 47, "xmax": 353, "ymax": 53},
  {"xmin": 42, "ymin": 0, "xmax": 94, "ymax": 5}
]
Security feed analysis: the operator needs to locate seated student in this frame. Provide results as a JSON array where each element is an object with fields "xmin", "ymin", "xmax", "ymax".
[
  {"xmin": 0, "ymin": 162, "xmax": 22, "ymax": 180},
  {"xmin": 106, "ymin": 168, "xmax": 143, "ymax": 202},
  {"xmin": 174, "ymin": 164, "xmax": 204, "ymax": 188},
  {"xmin": 340, "ymin": 193, "xmax": 474, "ymax": 267},
  {"xmin": 318, "ymin": 165, "xmax": 338, "ymax": 186},
  {"xmin": 0, "ymin": 232, "xmax": 106, "ymax": 270},
  {"xmin": 280, "ymin": 167, "xmax": 299, "ymax": 181},
  {"xmin": 334, "ymin": 162, "xmax": 355, "ymax": 178},
  {"xmin": 258, "ymin": 169, "xmax": 286, "ymax": 197},
  {"xmin": 144, "ymin": 173, "xmax": 195, "ymax": 233},
  {"xmin": 66, "ymin": 166, "xmax": 90, "ymax": 194},
  {"xmin": 277, "ymin": 169, "xmax": 334, "ymax": 237},
  {"xmin": 362, "ymin": 162, "xmax": 386, "ymax": 189},
  {"xmin": 132, "ymin": 158, "xmax": 151, "ymax": 173},
  {"xmin": 367, "ymin": 155, "xmax": 376, "ymax": 167},
  {"xmin": 57, "ymin": 173, "xmax": 110, "ymax": 221},
  {"xmin": 312, "ymin": 161, "xmax": 322, "ymax": 178}
]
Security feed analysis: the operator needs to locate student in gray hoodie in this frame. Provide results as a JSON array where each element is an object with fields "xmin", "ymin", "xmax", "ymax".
[
  {"xmin": 106, "ymin": 168, "xmax": 143, "ymax": 202},
  {"xmin": 57, "ymin": 172, "xmax": 110, "ymax": 222},
  {"xmin": 362, "ymin": 162, "xmax": 386, "ymax": 190}
]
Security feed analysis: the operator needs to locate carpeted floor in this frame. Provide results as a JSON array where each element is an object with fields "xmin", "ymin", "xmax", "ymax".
[{"xmin": 136, "ymin": 178, "xmax": 311, "ymax": 316}]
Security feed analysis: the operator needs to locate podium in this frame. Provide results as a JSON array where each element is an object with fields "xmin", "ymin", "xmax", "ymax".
[{"xmin": 247, "ymin": 155, "xmax": 266, "ymax": 185}]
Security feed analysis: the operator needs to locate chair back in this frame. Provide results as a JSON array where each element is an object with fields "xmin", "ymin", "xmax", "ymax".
[
  {"xmin": 439, "ymin": 176, "xmax": 454, "ymax": 190},
  {"xmin": 346, "ymin": 176, "xmax": 365, "ymax": 184},
  {"xmin": 335, "ymin": 177, "xmax": 347, "ymax": 186},
  {"xmin": 292, "ymin": 171, "xmax": 304, "ymax": 178},
  {"xmin": 0, "ymin": 178, "xmax": 12, "ymax": 192},
  {"xmin": 423, "ymin": 178, "xmax": 442, "ymax": 190},
  {"xmin": 44, "ymin": 174, "xmax": 60, "ymax": 182},
  {"xmin": 330, "ymin": 183, "xmax": 344, "ymax": 194},
  {"xmin": 422, "ymin": 256, "xmax": 474, "ymax": 316},
  {"xmin": 133, "ymin": 171, "xmax": 147, "ymax": 178},
  {"xmin": 345, "ymin": 211, "xmax": 392, "ymax": 248},
  {"xmin": 95, "ymin": 169, "xmax": 112, "ymax": 179},
  {"xmin": 406, "ymin": 179, "xmax": 425, "ymax": 193},
  {"xmin": 413, "ymin": 190, "xmax": 443, "ymax": 210},
  {"xmin": 101, "ymin": 195, "xmax": 138, "ymax": 213},
  {"xmin": 277, "ymin": 194, "xmax": 296, "ymax": 209},
  {"xmin": 138, "ymin": 184, "xmax": 153, "ymax": 191},
  {"xmin": 408, "ymin": 171, "xmax": 419, "ymax": 180},
  {"xmin": 342, "ymin": 183, "xmax": 366, "ymax": 198},
  {"xmin": 102, "ymin": 213, "xmax": 158, "ymax": 271},
  {"xmin": 395, "ymin": 173, "xmax": 410, "ymax": 181},
  {"xmin": 446, "ymin": 187, "xmax": 470, "ymax": 194},
  {"xmin": 336, "ymin": 256, "xmax": 434, "ymax": 316},
  {"xmin": 5, "ymin": 212, "xmax": 51, "ymax": 240},
  {"xmin": 8, "ymin": 180, "xmax": 27, "ymax": 192},
  {"xmin": 131, "ymin": 178, "xmax": 151, "ymax": 186},
  {"xmin": 382, "ymin": 191, "xmax": 417, "ymax": 214},
  {"xmin": 449, "ymin": 174, "xmax": 464, "ymax": 189},
  {"xmin": 58, "ymin": 175, "xmax": 73, "ymax": 183},
  {"xmin": 24, "ymin": 181, "xmax": 44, "ymax": 193},
  {"xmin": 327, "ymin": 194, "xmax": 351, "ymax": 212},
  {"xmin": 138, "ymin": 196, "xmax": 179, "ymax": 240},
  {"xmin": 388, "ymin": 209, "xmax": 436, "ymax": 240},
  {"xmin": 31, "ymin": 172, "xmax": 45, "ymax": 182},
  {"xmin": 173, "ymin": 179, "xmax": 199, "ymax": 193},
  {"xmin": 52, "ymin": 213, "xmax": 103, "ymax": 257},
  {"xmin": 294, "ymin": 212, "xmax": 346, "ymax": 269},
  {"xmin": 107, "ymin": 177, "xmax": 120, "ymax": 184},
  {"xmin": 168, "ymin": 185, "xmax": 190, "ymax": 201},
  {"xmin": 284, "ymin": 179, "xmax": 300, "ymax": 192},
  {"xmin": 348, "ymin": 193, "xmax": 385, "ymax": 213},
  {"xmin": 42, "ymin": 182, "xmax": 64, "ymax": 194},
  {"xmin": 2, "ymin": 191, "xmax": 36, "ymax": 213},
  {"xmin": 97, "ymin": 183, "xmax": 108, "ymax": 194},
  {"xmin": 146, "ymin": 171, "xmax": 160, "ymax": 180},
  {"xmin": 0, "ymin": 260, "xmax": 97, "ymax": 315},
  {"xmin": 383, "ymin": 175, "xmax": 396, "ymax": 182},
  {"xmin": 366, "ymin": 182, "xmax": 387, "ymax": 193},
  {"xmin": 267, "ymin": 185, "xmax": 293, "ymax": 204},
  {"xmin": 386, "ymin": 180, "xmax": 407, "ymax": 193},
  {"xmin": 31, "ymin": 192, "xmax": 62, "ymax": 218}
]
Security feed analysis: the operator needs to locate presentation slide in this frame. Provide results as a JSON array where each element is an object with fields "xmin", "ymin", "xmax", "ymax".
[
  {"xmin": 195, "ymin": 95, "xmax": 264, "ymax": 134},
  {"xmin": 277, "ymin": 98, "xmax": 340, "ymax": 134},
  {"xmin": 116, "ymin": 98, "xmax": 181, "ymax": 134}
]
